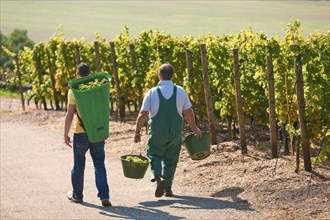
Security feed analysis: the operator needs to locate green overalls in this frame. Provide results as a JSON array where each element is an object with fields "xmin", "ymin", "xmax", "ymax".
[{"xmin": 147, "ymin": 86, "xmax": 183, "ymax": 187}]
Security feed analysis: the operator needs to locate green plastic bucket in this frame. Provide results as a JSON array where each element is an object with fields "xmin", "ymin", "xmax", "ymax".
[
  {"xmin": 120, "ymin": 154, "xmax": 150, "ymax": 179},
  {"xmin": 183, "ymin": 131, "xmax": 211, "ymax": 160},
  {"xmin": 68, "ymin": 72, "xmax": 111, "ymax": 143}
]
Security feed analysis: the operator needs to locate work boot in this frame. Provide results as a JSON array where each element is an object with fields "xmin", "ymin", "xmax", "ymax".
[
  {"xmin": 155, "ymin": 176, "xmax": 165, "ymax": 197},
  {"xmin": 165, "ymin": 187, "xmax": 173, "ymax": 197},
  {"xmin": 67, "ymin": 191, "xmax": 83, "ymax": 203},
  {"xmin": 101, "ymin": 199, "xmax": 112, "ymax": 207}
]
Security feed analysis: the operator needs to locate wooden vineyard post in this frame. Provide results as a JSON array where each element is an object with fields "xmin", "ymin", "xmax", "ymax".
[
  {"xmin": 75, "ymin": 43, "xmax": 80, "ymax": 65},
  {"xmin": 15, "ymin": 56, "xmax": 25, "ymax": 111},
  {"xmin": 185, "ymin": 48, "xmax": 197, "ymax": 131},
  {"xmin": 284, "ymin": 72, "xmax": 292, "ymax": 155},
  {"xmin": 232, "ymin": 48, "xmax": 247, "ymax": 154},
  {"xmin": 267, "ymin": 54, "xmax": 278, "ymax": 158},
  {"xmin": 62, "ymin": 43, "xmax": 73, "ymax": 80},
  {"xmin": 33, "ymin": 51, "xmax": 47, "ymax": 110},
  {"xmin": 94, "ymin": 41, "xmax": 101, "ymax": 72},
  {"xmin": 129, "ymin": 43, "xmax": 142, "ymax": 109},
  {"xmin": 62, "ymin": 43, "xmax": 70, "ymax": 108},
  {"xmin": 200, "ymin": 44, "xmax": 217, "ymax": 145},
  {"xmin": 186, "ymin": 49, "xmax": 194, "ymax": 84},
  {"xmin": 46, "ymin": 50, "xmax": 60, "ymax": 110},
  {"xmin": 110, "ymin": 41, "xmax": 125, "ymax": 122},
  {"xmin": 186, "ymin": 48, "xmax": 195, "ymax": 107},
  {"xmin": 62, "ymin": 43, "xmax": 68, "ymax": 67},
  {"xmin": 157, "ymin": 46, "xmax": 164, "ymax": 63},
  {"xmin": 294, "ymin": 55, "xmax": 311, "ymax": 171}
]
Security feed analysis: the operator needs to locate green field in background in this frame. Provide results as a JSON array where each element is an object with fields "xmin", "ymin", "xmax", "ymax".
[
  {"xmin": 0, "ymin": 89, "xmax": 20, "ymax": 98},
  {"xmin": 1, "ymin": 1, "xmax": 329, "ymax": 42}
]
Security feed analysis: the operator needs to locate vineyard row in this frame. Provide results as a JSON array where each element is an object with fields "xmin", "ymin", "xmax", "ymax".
[{"xmin": 4, "ymin": 21, "xmax": 330, "ymax": 165}]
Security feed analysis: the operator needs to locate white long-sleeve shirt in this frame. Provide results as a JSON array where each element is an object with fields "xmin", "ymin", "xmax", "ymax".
[{"xmin": 140, "ymin": 80, "xmax": 192, "ymax": 118}]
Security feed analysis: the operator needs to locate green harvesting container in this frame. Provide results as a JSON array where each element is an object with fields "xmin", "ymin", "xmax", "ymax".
[
  {"xmin": 120, "ymin": 154, "xmax": 150, "ymax": 179},
  {"xmin": 183, "ymin": 131, "xmax": 211, "ymax": 160},
  {"xmin": 68, "ymin": 72, "xmax": 111, "ymax": 143}
]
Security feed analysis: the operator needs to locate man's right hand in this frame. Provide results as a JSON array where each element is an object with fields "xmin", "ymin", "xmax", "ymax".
[{"xmin": 134, "ymin": 133, "xmax": 141, "ymax": 143}]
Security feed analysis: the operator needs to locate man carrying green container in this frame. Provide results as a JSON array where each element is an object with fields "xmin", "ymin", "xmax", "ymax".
[
  {"xmin": 134, "ymin": 63, "xmax": 202, "ymax": 197},
  {"xmin": 64, "ymin": 63, "xmax": 111, "ymax": 207}
]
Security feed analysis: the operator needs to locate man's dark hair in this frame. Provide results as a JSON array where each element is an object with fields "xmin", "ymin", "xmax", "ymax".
[
  {"xmin": 158, "ymin": 64, "xmax": 174, "ymax": 80},
  {"xmin": 76, "ymin": 63, "xmax": 90, "ymax": 77}
]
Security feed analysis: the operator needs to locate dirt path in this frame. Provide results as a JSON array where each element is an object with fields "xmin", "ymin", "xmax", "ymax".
[
  {"xmin": 1, "ymin": 98, "xmax": 329, "ymax": 219},
  {"xmin": 0, "ymin": 120, "xmax": 265, "ymax": 220}
]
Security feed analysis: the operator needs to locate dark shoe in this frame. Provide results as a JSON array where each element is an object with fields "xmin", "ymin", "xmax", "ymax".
[
  {"xmin": 165, "ymin": 187, "xmax": 173, "ymax": 197},
  {"xmin": 101, "ymin": 199, "xmax": 112, "ymax": 207},
  {"xmin": 155, "ymin": 176, "xmax": 166, "ymax": 197},
  {"xmin": 67, "ymin": 191, "xmax": 83, "ymax": 203}
]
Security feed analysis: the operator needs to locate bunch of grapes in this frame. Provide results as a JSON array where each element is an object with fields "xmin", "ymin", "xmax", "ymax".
[
  {"xmin": 77, "ymin": 78, "xmax": 108, "ymax": 90},
  {"xmin": 125, "ymin": 156, "xmax": 149, "ymax": 163}
]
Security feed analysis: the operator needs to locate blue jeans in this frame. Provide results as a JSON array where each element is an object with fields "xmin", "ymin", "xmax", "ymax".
[{"xmin": 71, "ymin": 133, "xmax": 109, "ymax": 200}]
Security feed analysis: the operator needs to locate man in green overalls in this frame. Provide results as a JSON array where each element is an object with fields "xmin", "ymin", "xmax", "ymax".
[{"xmin": 134, "ymin": 64, "xmax": 202, "ymax": 197}]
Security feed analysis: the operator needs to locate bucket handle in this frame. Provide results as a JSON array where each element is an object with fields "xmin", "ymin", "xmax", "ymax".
[{"xmin": 130, "ymin": 143, "xmax": 144, "ymax": 155}]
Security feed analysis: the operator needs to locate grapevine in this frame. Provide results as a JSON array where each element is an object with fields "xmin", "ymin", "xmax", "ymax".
[
  {"xmin": 124, "ymin": 155, "xmax": 149, "ymax": 163},
  {"xmin": 76, "ymin": 78, "xmax": 108, "ymax": 90},
  {"xmin": 4, "ymin": 20, "xmax": 329, "ymax": 160}
]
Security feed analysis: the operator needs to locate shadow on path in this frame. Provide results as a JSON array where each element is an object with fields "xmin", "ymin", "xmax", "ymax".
[
  {"xmin": 80, "ymin": 202, "xmax": 182, "ymax": 219},
  {"xmin": 80, "ymin": 187, "xmax": 254, "ymax": 219},
  {"xmin": 140, "ymin": 194, "xmax": 253, "ymax": 211},
  {"xmin": 210, "ymin": 186, "xmax": 250, "ymax": 204}
]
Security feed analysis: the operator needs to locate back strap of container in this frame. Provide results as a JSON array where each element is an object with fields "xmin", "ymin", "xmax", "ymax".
[{"xmin": 75, "ymin": 108, "xmax": 85, "ymax": 130}]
